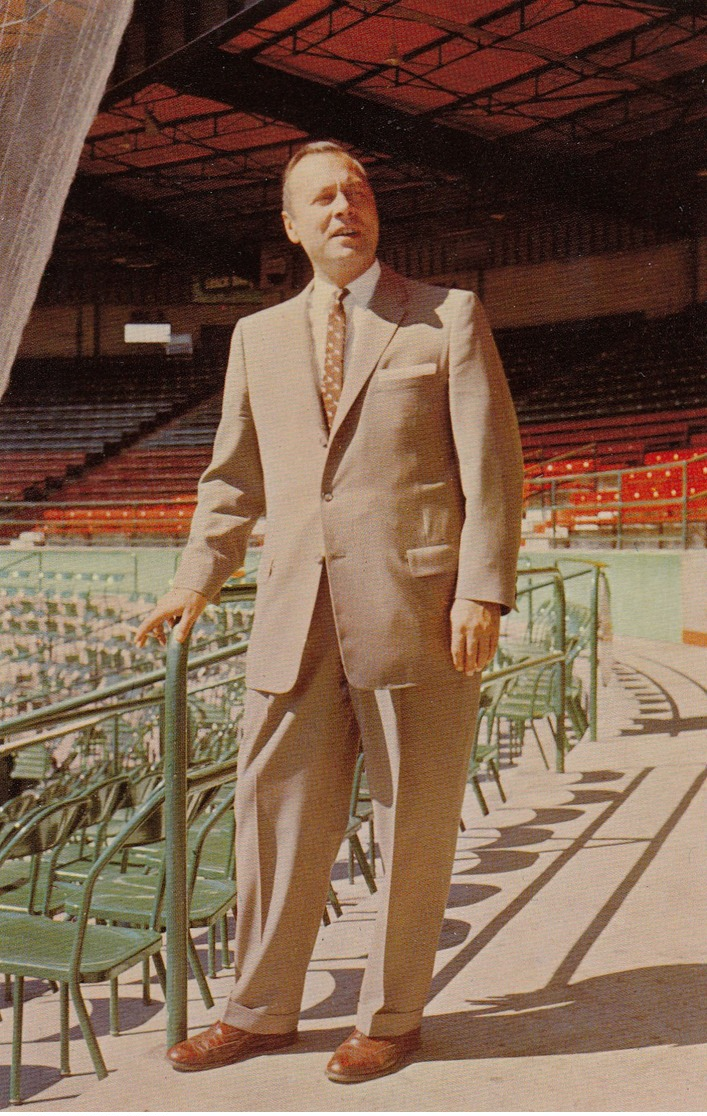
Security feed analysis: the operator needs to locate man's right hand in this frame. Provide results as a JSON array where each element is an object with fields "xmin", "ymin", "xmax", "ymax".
[{"xmin": 135, "ymin": 587, "xmax": 209, "ymax": 648}]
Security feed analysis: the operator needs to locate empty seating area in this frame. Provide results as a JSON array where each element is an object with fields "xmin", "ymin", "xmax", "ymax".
[
  {"xmin": 37, "ymin": 396, "xmax": 223, "ymax": 541},
  {"xmin": 0, "ymin": 577, "xmax": 252, "ymax": 722},
  {"xmin": 520, "ymin": 406, "xmax": 707, "ymax": 472},
  {"xmin": 524, "ymin": 444, "xmax": 707, "ymax": 543},
  {"xmin": 499, "ymin": 304, "xmax": 706, "ymax": 429},
  {"xmin": 0, "ymin": 357, "xmax": 220, "ymax": 506},
  {"xmin": 1, "ymin": 307, "xmax": 703, "ymax": 546}
]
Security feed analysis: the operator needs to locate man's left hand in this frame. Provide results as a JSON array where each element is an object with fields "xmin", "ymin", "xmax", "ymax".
[{"xmin": 450, "ymin": 598, "xmax": 501, "ymax": 675}]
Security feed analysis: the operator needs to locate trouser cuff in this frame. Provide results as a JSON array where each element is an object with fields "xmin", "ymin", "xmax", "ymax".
[
  {"xmin": 222, "ymin": 999, "xmax": 300, "ymax": 1035},
  {"xmin": 355, "ymin": 1005, "xmax": 423, "ymax": 1038}
]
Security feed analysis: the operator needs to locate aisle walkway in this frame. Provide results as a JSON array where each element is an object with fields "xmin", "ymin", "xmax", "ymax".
[{"xmin": 2, "ymin": 637, "xmax": 706, "ymax": 1111}]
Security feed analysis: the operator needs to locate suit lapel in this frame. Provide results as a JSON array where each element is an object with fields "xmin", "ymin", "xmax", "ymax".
[
  {"xmin": 329, "ymin": 265, "xmax": 409, "ymax": 442},
  {"xmin": 272, "ymin": 280, "xmax": 329, "ymax": 435}
]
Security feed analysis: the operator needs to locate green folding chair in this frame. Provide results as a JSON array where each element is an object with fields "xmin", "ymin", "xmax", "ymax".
[
  {"xmin": 0, "ymin": 785, "xmax": 166, "ymax": 1105},
  {"xmin": 62, "ymin": 784, "xmax": 238, "ymax": 1015},
  {"xmin": 0, "ymin": 793, "xmax": 90, "ymax": 918},
  {"xmin": 467, "ymin": 678, "xmax": 511, "ymax": 816}
]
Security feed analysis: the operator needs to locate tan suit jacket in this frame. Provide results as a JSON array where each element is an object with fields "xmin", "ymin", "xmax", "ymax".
[{"xmin": 174, "ymin": 264, "xmax": 524, "ymax": 692}]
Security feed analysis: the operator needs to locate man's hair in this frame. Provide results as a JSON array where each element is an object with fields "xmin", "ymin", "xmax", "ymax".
[{"xmin": 281, "ymin": 141, "xmax": 369, "ymax": 213}]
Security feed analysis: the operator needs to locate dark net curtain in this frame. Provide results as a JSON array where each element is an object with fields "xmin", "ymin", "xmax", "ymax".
[{"xmin": 0, "ymin": 0, "xmax": 134, "ymax": 399}]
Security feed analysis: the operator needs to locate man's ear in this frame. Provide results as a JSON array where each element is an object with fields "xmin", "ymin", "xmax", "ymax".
[{"xmin": 282, "ymin": 211, "xmax": 301, "ymax": 246}]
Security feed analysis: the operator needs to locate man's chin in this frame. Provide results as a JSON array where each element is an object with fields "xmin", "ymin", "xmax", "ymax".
[
  {"xmin": 328, "ymin": 240, "xmax": 360, "ymax": 255},
  {"xmin": 327, "ymin": 243, "xmax": 374, "ymax": 265}
]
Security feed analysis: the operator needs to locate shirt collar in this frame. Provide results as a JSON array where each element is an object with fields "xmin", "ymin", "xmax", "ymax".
[{"xmin": 311, "ymin": 258, "xmax": 381, "ymax": 310}]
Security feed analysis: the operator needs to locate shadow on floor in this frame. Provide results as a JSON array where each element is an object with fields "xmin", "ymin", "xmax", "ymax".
[
  {"xmin": 0, "ymin": 1063, "xmax": 68, "ymax": 1109},
  {"xmin": 268, "ymin": 962, "xmax": 707, "ymax": 1064},
  {"xmin": 421, "ymin": 963, "xmax": 707, "ymax": 1059},
  {"xmin": 615, "ymin": 661, "xmax": 707, "ymax": 737}
]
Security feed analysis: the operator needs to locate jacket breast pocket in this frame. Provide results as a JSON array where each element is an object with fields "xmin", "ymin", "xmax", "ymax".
[{"xmin": 375, "ymin": 362, "xmax": 437, "ymax": 388}]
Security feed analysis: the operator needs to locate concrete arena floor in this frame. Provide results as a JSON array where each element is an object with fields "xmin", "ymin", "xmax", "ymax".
[{"xmin": 1, "ymin": 637, "xmax": 706, "ymax": 1112}]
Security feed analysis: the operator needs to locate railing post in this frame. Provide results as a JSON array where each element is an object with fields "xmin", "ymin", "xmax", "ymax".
[
  {"xmin": 164, "ymin": 631, "xmax": 190, "ymax": 1049},
  {"xmin": 589, "ymin": 567, "xmax": 599, "ymax": 741},
  {"xmin": 681, "ymin": 461, "xmax": 688, "ymax": 549},
  {"xmin": 553, "ymin": 571, "xmax": 567, "ymax": 773},
  {"xmin": 111, "ymin": 714, "xmax": 120, "ymax": 775}
]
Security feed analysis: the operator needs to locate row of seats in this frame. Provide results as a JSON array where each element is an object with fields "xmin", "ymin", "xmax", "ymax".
[
  {"xmin": 0, "ymin": 358, "xmax": 221, "ymax": 501},
  {"xmin": 3, "ymin": 306, "xmax": 704, "ymax": 539},
  {"xmin": 500, "ymin": 305, "xmax": 705, "ymax": 426},
  {"xmin": 527, "ymin": 446, "xmax": 707, "ymax": 534},
  {"xmin": 40, "ymin": 397, "xmax": 222, "ymax": 514},
  {"xmin": 0, "ymin": 584, "xmax": 252, "ymax": 718},
  {"xmin": 521, "ymin": 406, "xmax": 707, "ymax": 469}
]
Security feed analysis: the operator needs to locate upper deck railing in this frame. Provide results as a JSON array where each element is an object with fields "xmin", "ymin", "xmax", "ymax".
[{"xmin": 524, "ymin": 450, "xmax": 707, "ymax": 548}]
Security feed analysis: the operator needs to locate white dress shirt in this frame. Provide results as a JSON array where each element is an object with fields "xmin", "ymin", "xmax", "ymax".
[{"xmin": 308, "ymin": 258, "xmax": 381, "ymax": 383}]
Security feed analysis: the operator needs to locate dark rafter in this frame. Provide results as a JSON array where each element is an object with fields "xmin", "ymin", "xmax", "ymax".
[
  {"xmin": 67, "ymin": 175, "xmax": 262, "ymax": 281},
  {"xmin": 96, "ymin": 7, "xmax": 683, "ymax": 228},
  {"xmin": 70, "ymin": 0, "xmax": 704, "ymax": 257}
]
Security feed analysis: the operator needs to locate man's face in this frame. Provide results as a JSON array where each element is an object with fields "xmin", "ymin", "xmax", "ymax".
[{"xmin": 282, "ymin": 153, "xmax": 379, "ymax": 285}]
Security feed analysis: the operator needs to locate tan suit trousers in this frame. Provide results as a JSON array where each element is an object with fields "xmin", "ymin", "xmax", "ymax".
[{"xmin": 222, "ymin": 572, "xmax": 480, "ymax": 1038}]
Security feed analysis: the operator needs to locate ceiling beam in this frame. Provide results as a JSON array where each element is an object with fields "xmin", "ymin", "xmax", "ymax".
[
  {"xmin": 85, "ymin": 0, "xmax": 701, "ymax": 239},
  {"xmin": 140, "ymin": 40, "xmax": 699, "ymax": 229},
  {"xmin": 66, "ymin": 175, "xmax": 262, "ymax": 282}
]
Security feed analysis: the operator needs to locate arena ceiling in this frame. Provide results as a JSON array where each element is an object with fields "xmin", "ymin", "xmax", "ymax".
[{"xmin": 60, "ymin": 0, "xmax": 707, "ymax": 278}]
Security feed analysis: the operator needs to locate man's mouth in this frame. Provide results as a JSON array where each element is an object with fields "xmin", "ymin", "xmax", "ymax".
[{"xmin": 332, "ymin": 228, "xmax": 359, "ymax": 238}]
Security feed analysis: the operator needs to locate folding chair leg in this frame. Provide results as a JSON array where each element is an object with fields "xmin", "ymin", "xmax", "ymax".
[
  {"xmin": 348, "ymin": 844, "xmax": 355, "ymax": 885},
  {"xmin": 368, "ymin": 818, "xmax": 376, "ymax": 877},
  {"xmin": 531, "ymin": 723, "xmax": 550, "ymax": 769},
  {"xmin": 110, "ymin": 978, "xmax": 120, "ymax": 1035},
  {"xmin": 327, "ymin": 883, "xmax": 343, "ymax": 918},
  {"xmin": 142, "ymin": 959, "xmax": 151, "ymax": 1005},
  {"xmin": 59, "ymin": 982, "xmax": 71, "ymax": 1076},
  {"xmin": 568, "ymin": 696, "xmax": 587, "ymax": 740},
  {"xmin": 153, "ymin": 952, "xmax": 167, "ymax": 995},
  {"xmin": 488, "ymin": 759, "xmax": 507, "ymax": 804},
  {"xmin": 470, "ymin": 774, "xmax": 489, "ymax": 816},
  {"xmin": 70, "ymin": 982, "xmax": 108, "ymax": 1081},
  {"xmin": 350, "ymin": 834, "xmax": 377, "ymax": 895},
  {"xmin": 5, "ymin": 972, "xmax": 11, "ymax": 1002},
  {"xmin": 187, "ymin": 934, "xmax": 214, "ymax": 1010},
  {"xmin": 10, "ymin": 974, "xmax": 24, "ymax": 1106},
  {"xmin": 207, "ymin": 926, "xmax": 217, "ymax": 978},
  {"xmin": 220, "ymin": 915, "xmax": 231, "ymax": 968}
]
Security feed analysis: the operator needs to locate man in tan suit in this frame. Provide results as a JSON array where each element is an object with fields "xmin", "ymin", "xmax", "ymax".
[{"xmin": 137, "ymin": 141, "xmax": 523, "ymax": 1082}]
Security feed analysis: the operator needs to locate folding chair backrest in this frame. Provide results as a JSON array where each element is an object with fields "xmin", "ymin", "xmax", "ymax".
[{"xmin": 0, "ymin": 795, "xmax": 88, "ymax": 861}]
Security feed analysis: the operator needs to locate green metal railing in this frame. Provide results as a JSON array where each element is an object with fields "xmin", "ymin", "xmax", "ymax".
[
  {"xmin": 0, "ymin": 563, "xmax": 604, "ymax": 1049},
  {"xmin": 511, "ymin": 566, "xmax": 567, "ymax": 771},
  {"xmin": 518, "ymin": 557, "xmax": 607, "ymax": 742}
]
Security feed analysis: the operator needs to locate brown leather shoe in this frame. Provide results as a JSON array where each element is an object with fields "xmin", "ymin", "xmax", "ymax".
[
  {"xmin": 167, "ymin": 1020, "xmax": 297, "ymax": 1072},
  {"xmin": 326, "ymin": 1027, "xmax": 421, "ymax": 1083}
]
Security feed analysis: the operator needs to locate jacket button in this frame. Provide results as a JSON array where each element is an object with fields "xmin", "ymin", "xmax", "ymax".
[{"xmin": 323, "ymin": 492, "xmax": 333, "ymax": 502}]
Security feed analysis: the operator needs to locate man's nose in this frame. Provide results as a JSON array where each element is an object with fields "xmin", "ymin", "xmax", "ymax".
[{"xmin": 332, "ymin": 188, "xmax": 353, "ymax": 216}]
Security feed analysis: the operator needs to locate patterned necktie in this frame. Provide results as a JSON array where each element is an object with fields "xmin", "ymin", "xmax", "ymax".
[{"xmin": 321, "ymin": 287, "xmax": 348, "ymax": 430}]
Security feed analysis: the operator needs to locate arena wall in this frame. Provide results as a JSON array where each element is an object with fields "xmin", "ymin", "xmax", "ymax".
[
  {"xmin": 4, "ymin": 546, "xmax": 704, "ymax": 647},
  {"xmin": 15, "ymin": 238, "xmax": 706, "ymax": 359}
]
